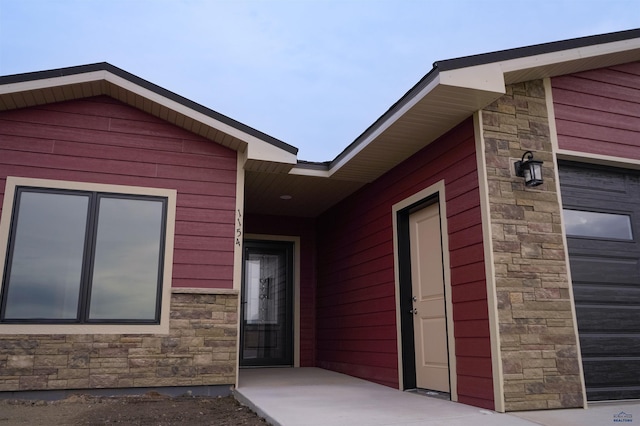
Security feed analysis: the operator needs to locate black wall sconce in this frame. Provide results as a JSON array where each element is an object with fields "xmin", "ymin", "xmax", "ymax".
[{"xmin": 514, "ymin": 151, "xmax": 543, "ymax": 187}]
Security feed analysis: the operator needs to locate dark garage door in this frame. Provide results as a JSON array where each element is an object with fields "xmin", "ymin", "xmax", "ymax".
[{"xmin": 559, "ymin": 162, "xmax": 640, "ymax": 401}]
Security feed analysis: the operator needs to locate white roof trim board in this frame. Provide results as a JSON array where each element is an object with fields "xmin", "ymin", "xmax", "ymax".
[{"xmin": 0, "ymin": 65, "xmax": 298, "ymax": 171}]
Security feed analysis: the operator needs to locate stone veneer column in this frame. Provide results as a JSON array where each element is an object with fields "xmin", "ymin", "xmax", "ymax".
[
  {"xmin": 481, "ymin": 80, "xmax": 585, "ymax": 411},
  {"xmin": 0, "ymin": 293, "xmax": 237, "ymax": 392}
]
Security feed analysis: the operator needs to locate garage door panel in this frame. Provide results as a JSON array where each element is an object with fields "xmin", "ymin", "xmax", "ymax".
[
  {"xmin": 562, "ymin": 197, "xmax": 633, "ymax": 216},
  {"xmin": 560, "ymin": 162, "xmax": 640, "ymax": 401},
  {"xmin": 579, "ymin": 335, "xmax": 640, "ymax": 357},
  {"xmin": 572, "ymin": 284, "xmax": 640, "ymax": 305},
  {"xmin": 567, "ymin": 241, "xmax": 638, "ymax": 255},
  {"xmin": 558, "ymin": 167, "xmax": 627, "ymax": 194},
  {"xmin": 583, "ymin": 358, "xmax": 640, "ymax": 387},
  {"xmin": 569, "ymin": 255, "xmax": 639, "ymax": 284},
  {"xmin": 585, "ymin": 358, "xmax": 640, "ymax": 402},
  {"xmin": 587, "ymin": 386, "xmax": 640, "ymax": 402},
  {"xmin": 576, "ymin": 306, "xmax": 640, "ymax": 332}
]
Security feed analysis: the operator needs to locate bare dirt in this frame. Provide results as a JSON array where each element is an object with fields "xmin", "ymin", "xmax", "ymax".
[{"xmin": 0, "ymin": 392, "xmax": 268, "ymax": 426}]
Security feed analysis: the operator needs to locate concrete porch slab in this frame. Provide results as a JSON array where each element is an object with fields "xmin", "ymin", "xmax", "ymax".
[
  {"xmin": 511, "ymin": 400, "xmax": 640, "ymax": 426},
  {"xmin": 235, "ymin": 367, "xmax": 537, "ymax": 426}
]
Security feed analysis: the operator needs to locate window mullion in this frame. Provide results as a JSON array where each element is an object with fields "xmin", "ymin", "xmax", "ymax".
[
  {"xmin": 0, "ymin": 188, "xmax": 25, "ymax": 320},
  {"xmin": 78, "ymin": 192, "xmax": 99, "ymax": 323},
  {"xmin": 154, "ymin": 198, "xmax": 168, "ymax": 323}
]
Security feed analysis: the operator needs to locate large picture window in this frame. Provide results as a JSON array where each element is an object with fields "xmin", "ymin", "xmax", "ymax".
[{"xmin": 1, "ymin": 186, "xmax": 168, "ymax": 324}]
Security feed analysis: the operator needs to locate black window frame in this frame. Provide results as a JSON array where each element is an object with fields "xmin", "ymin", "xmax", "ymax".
[{"xmin": 0, "ymin": 186, "xmax": 168, "ymax": 325}]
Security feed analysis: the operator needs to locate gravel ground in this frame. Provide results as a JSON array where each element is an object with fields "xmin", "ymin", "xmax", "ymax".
[{"xmin": 0, "ymin": 393, "xmax": 268, "ymax": 426}]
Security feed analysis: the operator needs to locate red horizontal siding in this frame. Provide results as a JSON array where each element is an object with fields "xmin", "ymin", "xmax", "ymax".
[
  {"xmin": 319, "ymin": 361, "xmax": 398, "ymax": 388},
  {"xmin": 0, "ymin": 96, "xmax": 237, "ymax": 290},
  {"xmin": 455, "ymin": 319, "xmax": 491, "ymax": 338},
  {"xmin": 318, "ymin": 311, "xmax": 395, "ymax": 332},
  {"xmin": 457, "ymin": 375, "xmax": 495, "ymax": 407},
  {"xmin": 552, "ymin": 61, "xmax": 640, "ymax": 159},
  {"xmin": 316, "ymin": 118, "xmax": 494, "ymax": 409},
  {"xmin": 449, "ymin": 243, "xmax": 484, "ymax": 268},
  {"xmin": 452, "ymin": 280, "xmax": 491, "ymax": 303}
]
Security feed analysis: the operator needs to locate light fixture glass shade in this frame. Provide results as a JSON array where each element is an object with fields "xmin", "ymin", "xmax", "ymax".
[
  {"xmin": 523, "ymin": 160, "xmax": 543, "ymax": 186},
  {"xmin": 514, "ymin": 151, "xmax": 543, "ymax": 187}
]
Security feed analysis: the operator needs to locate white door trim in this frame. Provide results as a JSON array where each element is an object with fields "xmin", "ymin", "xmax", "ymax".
[{"xmin": 392, "ymin": 180, "xmax": 458, "ymax": 401}]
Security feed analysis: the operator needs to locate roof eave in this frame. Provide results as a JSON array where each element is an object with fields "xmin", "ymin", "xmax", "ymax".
[
  {"xmin": 0, "ymin": 63, "xmax": 298, "ymax": 171},
  {"xmin": 325, "ymin": 29, "xmax": 640, "ymax": 184},
  {"xmin": 327, "ymin": 65, "xmax": 506, "ymax": 182}
]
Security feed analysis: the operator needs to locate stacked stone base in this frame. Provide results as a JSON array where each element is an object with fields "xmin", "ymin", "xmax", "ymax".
[{"xmin": 0, "ymin": 293, "xmax": 238, "ymax": 393}]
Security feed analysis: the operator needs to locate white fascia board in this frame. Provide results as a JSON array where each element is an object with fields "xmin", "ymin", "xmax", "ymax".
[
  {"xmin": 0, "ymin": 70, "xmax": 108, "ymax": 94},
  {"xmin": 500, "ymin": 37, "xmax": 640, "ymax": 75},
  {"xmin": 289, "ymin": 166, "xmax": 331, "ymax": 178},
  {"xmin": 438, "ymin": 62, "xmax": 506, "ymax": 93},
  {"xmin": 245, "ymin": 137, "xmax": 297, "ymax": 165},
  {"xmin": 0, "ymin": 71, "xmax": 297, "ymax": 165},
  {"xmin": 105, "ymin": 73, "xmax": 297, "ymax": 164}
]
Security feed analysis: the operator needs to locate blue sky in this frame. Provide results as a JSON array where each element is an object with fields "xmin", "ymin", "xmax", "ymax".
[{"xmin": 1, "ymin": 0, "xmax": 639, "ymax": 161}]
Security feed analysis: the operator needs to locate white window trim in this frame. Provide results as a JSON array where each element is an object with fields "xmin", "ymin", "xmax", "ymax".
[{"xmin": 0, "ymin": 176, "xmax": 176, "ymax": 335}]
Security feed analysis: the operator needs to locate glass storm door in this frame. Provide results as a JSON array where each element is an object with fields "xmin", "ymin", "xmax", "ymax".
[{"xmin": 240, "ymin": 241, "xmax": 293, "ymax": 367}]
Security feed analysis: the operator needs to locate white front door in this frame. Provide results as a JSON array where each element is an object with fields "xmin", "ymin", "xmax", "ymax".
[{"xmin": 409, "ymin": 203, "xmax": 450, "ymax": 392}]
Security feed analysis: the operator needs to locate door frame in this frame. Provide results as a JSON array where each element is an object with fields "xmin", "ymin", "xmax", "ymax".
[
  {"xmin": 392, "ymin": 181, "xmax": 457, "ymax": 400},
  {"xmin": 242, "ymin": 234, "xmax": 301, "ymax": 367}
]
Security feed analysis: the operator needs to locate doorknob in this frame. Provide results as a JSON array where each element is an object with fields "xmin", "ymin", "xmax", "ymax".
[
  {"xmin": 411, "ymin": 296, "xmax": 417, "ymax": 302},
  {"xmin": 409, "ymin": 309, "xmax": 418, "ymax": 315}
]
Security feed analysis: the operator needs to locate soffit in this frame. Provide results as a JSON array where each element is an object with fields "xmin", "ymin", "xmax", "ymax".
[
  {"xmin": 244, "ymin": 170, "xmax": 365, "ymax": 218},
  {"xmin": 328, "ymin": 82, "xmax": 504, "ymax": 182}
]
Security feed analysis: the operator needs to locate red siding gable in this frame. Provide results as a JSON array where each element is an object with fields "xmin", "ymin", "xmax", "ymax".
[
  {"xmin": 316, "ymin": 118, "xmax": 494, "ymax": 409},
  {"xmin": 0, "ymin": 96, "xmax": 237, "ymax": 289},
  {"xmin": 552, "ymin": 61, "xmax": 640, "ymax": 158}
]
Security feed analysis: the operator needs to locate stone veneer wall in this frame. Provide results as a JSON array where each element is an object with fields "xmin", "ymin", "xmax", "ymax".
[
  {"xmin": 481, "ymin": 80, "xmax": 585, "ymax": 411},
  {"xmin": 0, "ymin": 293, "xmax": 237, "ymax": 392}
]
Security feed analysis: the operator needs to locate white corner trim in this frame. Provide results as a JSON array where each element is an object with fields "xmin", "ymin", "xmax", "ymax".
[
  {"xmin": 545, "ymin": 78, "xmax": 561, "ymax": 155},
  {"xmin": 544, "ymin": 80, "xmax": 588, "ymax": 408},
  {"xmin": 231, "ymin": 153, "xmax": 246, "ymax": 388},
  {"xmin": 474, "ymin": 111, "xmax": 506, "ymax": 413},
  {"xmin": 234, "ymin": 152, "xmax": 247, "ymax": 291}
]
